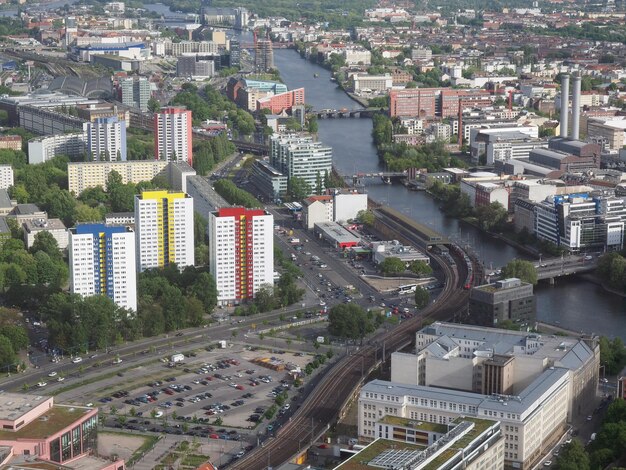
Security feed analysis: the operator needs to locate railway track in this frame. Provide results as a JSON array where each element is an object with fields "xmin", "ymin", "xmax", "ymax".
[{"xmin": 226, "ymin": 211, "xmax": 471, "ymax": 470}]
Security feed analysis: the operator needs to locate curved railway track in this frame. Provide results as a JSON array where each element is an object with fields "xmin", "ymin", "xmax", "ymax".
[{"xmin": 227, "ymin": 211, "xmax": 471, "ymax": 470}]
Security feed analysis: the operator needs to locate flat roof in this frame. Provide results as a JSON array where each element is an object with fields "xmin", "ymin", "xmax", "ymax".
[
  {"xmin": 0, "ymin": 405, "xmax": 93, "ymax": 439},
  {"xmin": 334, "ymin": 439, "xmax": 423, "ymax": 470},
  {"xmin": 23, "ymin": 218, "xmax": 66, "ymax": 232},
  {"xmin": 315, "ymin": 222, "xmax": 361, "ymax": 244},
  {"xmin": 0, "ymin": 393, "xmax": 49, "ymax": 422}
]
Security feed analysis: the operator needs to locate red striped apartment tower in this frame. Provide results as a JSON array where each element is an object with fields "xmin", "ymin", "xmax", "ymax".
[
  {"xmin": 208, "ymin": 207, "xmax": 274, "ymax": 306},
  {"xmin": 154, "ymin": 106, "xmax": 193, "ymax": 165}
]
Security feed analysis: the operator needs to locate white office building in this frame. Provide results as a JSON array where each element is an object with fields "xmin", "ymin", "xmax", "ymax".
[
  {"xmin": 134, "ymin": 190, "xmax": 194, "ymax": 272},
  {"xmin": 69, "ymin": 223, "xmax": 137, "ymax": 311},
  {"xmin": 83, "ymin": 116, "xmax": 127, "ymax": 161},
  {"xmin": 270, "ymin": 134, "xmax": 333, "ymax": 195},
  {"xmin": 208, "ymin": 207, "xmax": 274, "ymax": 306}
]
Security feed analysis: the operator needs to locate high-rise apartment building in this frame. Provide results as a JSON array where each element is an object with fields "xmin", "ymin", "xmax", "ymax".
[
  {"xmin": 208, "ymin": 207, "xmax": 274, "ymax": 306},
  {"xmin": 69, "ymin": 223, "xmax": 137, "ymax": 311},
  {"xmin": 269, "ymin": 134, "xmax": 333, "ymax": 194},
  {"xmin": 83, "ymin": 116, "xmax": 127, "ymax": 161},
  {"xmin": 154, "ymin": 107, "xmax": 193, "ymax": 165},
  {"xmin": 120, "ymin": 77, "xmax": 151, "ymax": 112},
  {"xmin": 134, "ymin": 190, "xmax": 194, "ymax": 272},
  {"xmin": 254, "ymin": 38, "xmax": 273, "ymax": 72}
]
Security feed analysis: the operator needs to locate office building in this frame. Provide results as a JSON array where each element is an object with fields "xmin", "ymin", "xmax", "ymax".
[
  {"xmin": 254, "ymin": 38, "xmax": 273, "ymax": 72},
  {"xmin": 67, "ymin": 160, "xmax": 169, "ymax": 195},
  {"xmin": 337, "ymin": 418, "xmax": 503, "ymax": 470},
  {"xmin": 256, "ymin": 88, "xmax": 305, "ymax": 114},
  {"xmin": 24, "ymin": 218, "xmax": 69, "ymax": 250},
  {"xmin": 134, "ymin": 190, "xmax": 194, "ymax": 272},
  {"xmin": 0, "ymin": 164, "xmax": 14, "ymax": 190},
  {"xmin": 360, "ymin": 372, "xmax": 568, "ymax": 470},
  {"xmin": 69, "ymin": 223, "xmax": 137, "ymax": 311},
  {"xmin": 208, "ymin": 207, "xmax": 274, "ymax": 306},
  {"xmin": 19, "ymin": 104, "xmax": 85, "ymax": 135},
  {"xmin": 467, "ymin": 278, "xmax": 536, "ymax": 327},
  {"xmin": 391, "ymin": 322, "xmax": 599, "ymax": 419},
  {"xmin": 229, "ymin": 39, "xmax": 241, "ymax": 67},
  {"xmin": 154, "ymin": 107, "xmax": 193, "ymax": 165},
  {"xmin": 84, "ymin": 116, "xmax": 127, "ymax": 161},
  {"xmin": 250, "ymin": 160, "xmax": 288, "ymax": 202},
  {"xmin": 389, "ymin": 88, "xmax": 492, "ymax": 118},
  {"xmin": 270, "ymin": 134, "xmax": 333, "ymax": 195},
  {"xmin": 28, "ymin": 133, "xmax": 87, "ymax": 164},
  {"xmin": 119, "ymin": 77, "xmax": 151, "ymax": 112},
  {"xmin": 0, "ymin": 393, "xmax": 124, "ymax": 469},
  {"xmin": 176, "ymin": 55, "xmax": 215, "ymax": 78},
  {"xmin": 349, "ymin": 73, "xmax": 393, "ymax": 93}
]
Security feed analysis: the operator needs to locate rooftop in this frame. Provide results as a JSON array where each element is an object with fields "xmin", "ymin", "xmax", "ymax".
[
  {"xmin": 334, "ymin": 439, "xmax": 423, "ymax": 470},
  {"xmin": 0, "ymin": 405, "xmax": 93, "ymax": 440},
  {"xmin": 0, "ymin": 393, "xmax": 50, "ymax": 422},
  {"xmin": 23, "ymin": 218, "xmax": 66, "ymax": 232}
]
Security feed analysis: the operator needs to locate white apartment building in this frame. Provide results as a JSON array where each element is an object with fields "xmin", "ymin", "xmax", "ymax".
[
  {"xmin": 83, "ymin": 116, "xmax": 126, "ymax": 161},
  {"xmin": 154, "ymin": 107, "xmax": 192, "ymax": 165},
  {"xmin": 208, "ymin": 207, "xmax": 274, "ymax": 306},
  {"xmin": 0, "ymin": 165, "xmax": 14, "ymax": 190},
  {"xmin": 302, "ymin": 196, "xmax": 333, "ymax": 230},
  {"xmin": 342, "ymin": 47, "xmax": 371, "ymax": 66},
  {"xmin": 69, "ymin": 223, "xmax": 137, "ymax": 311},
  {"xmin": 399, "ymin": 118, "xmax": 425, "ymax": 135},
  {"xmin": 28, "ymin": 133, "xmax": 87, "ymax": 164},
  {"xmin": 269, "ymin": 134, "xmax": 333, "ymax": 194},
  {"xmin": 134, "ymin": 190, "xmax": 194, "ymax": 272}
]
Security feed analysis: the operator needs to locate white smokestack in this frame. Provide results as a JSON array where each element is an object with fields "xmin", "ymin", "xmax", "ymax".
[
  {"xmin": 560, "ymin": 74, "xmax": 569, "ymax": 138},
  {"xmin": 571, "ymin": 74, "xmax": 581, "ymax": 141}
]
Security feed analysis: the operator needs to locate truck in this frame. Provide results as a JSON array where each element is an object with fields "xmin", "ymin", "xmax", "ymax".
[
  {"xmin": 170, "ymin": 353, "xmax": 185, "ymax": 363},
  {"xmin": 290, "ymin": 238, "xmax": 300, "ymax": 244}
]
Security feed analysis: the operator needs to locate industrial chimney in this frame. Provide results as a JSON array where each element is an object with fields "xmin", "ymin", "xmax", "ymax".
[
  {"xmin": 560, "ymin": 74, "xmax": 569, "ymax": 138},
  {"xmin": 571, "ymin": 74, "xmax": 582, "ymax": 141}
]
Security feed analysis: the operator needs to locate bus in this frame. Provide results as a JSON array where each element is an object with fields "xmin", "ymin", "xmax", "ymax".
[{"xmin": 397, "ymin": 284, "xmax": 418, "ymax": 295}]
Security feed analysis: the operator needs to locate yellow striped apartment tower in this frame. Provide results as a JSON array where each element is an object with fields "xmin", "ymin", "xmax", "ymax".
[{"xmin": 134, "ymin": 190, "xmax": 195, "ymax": 272}]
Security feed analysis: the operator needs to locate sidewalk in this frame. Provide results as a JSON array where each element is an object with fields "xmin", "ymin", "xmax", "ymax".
[{"xmin": 130, "ymin": 435, "xmax": 179, "ymax": 470}]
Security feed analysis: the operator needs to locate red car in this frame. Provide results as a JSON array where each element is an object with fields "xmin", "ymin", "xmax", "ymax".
[
  {"xmin": 209, "ymin": 434, "xmax": 220, "ymax": 439},
  {"xmin": 236, "ymin": 385, "xmax": 244, "ymax": 390}
]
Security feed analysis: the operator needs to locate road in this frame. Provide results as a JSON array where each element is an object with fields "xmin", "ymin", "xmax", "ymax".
[{"xmin": 226, "ymin": 212, "xmax": 472, "ymax": 470}]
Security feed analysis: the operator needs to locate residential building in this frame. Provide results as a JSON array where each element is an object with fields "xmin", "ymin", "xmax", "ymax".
[
  {"xmin": 460, "ymin": 179, "xmax": 511, "ymax": 211},
  {"xmin": 84, "ymin": 116, "xmax": 127, "ymax": 161},
  {"xmin": 67, "ymin": 160, "xmax": 168, "ymax": 195},
  {"xmin": 176, "ymin": 55, "xmax": 215, "ymax": 78},
  {"xmin": 467, "ymin": 278, "xmax": 536, "ymax": 327},
  {"xmin": 208, "ymin": 207, "xmax": 274, "ymax": 306},
  {"xmin": 69, "ymin": 223, "xmax": 137, "ymax": 311},
  {"xmin": 0, "ymin": 393, "xmax": 123, "ymax": 469},
  {"xmin": 254, "ymin": 38, "xmax": 273, "ymax": 72},
  {"xmin": 154, "ymin": 107, "xmax": 193, "ymax": 165},
  {"xmin": 302, "ymin": 195, "xmax": 333, "ymax": 230},
  {"xmin": 587, "ymin": 117, "xmax": 626, "ymax": 151},
  {"xmin": 269, "ymin": 134, "xmax": 333, "ymax": 194},
  {"xmin": 0, "ymin": 165, "xmax": 14, "ymax": 190},
  {"xmin": 390, "ymin": 89, "xmax": 438, "ymax": 118},
  {"xmin": 153, "ymin": 39, "xmax": 219, "ymax": 57},
  {"xmin": 0, "ymin": 135, "xmax": 21, "ymax": 150},
  {"xmin": 134, "ymin": 190, "xmax": 194, "ymax": 272},
  {"xmin": 343, "ymin": 47, "xmax": 371, "ymax": 66},
  {"xmin": 256, "ymin": 88, "xmax": 305, "ymax": 114},
  {"xmin": 28, "ymin": 133, "xmax": 87, "ymax": 164},
  {"xmin": 105, "ymin": 212, "xmax": 135, "ymax": 226},
  {"xmin": 336, "ymin": 418, "xmax": 503, "ymax": 470},
  {"xmin": 24, "ymin": 218, "xmax": 68, "ymax": 250},
  {"xmin": 119, "ymin": 77, "xmax": 151, "ymax": 112}
]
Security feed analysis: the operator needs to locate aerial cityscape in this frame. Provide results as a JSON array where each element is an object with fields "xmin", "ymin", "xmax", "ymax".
[{"xmin": 0, "ymin": 0, "xmax": 624, "ymax": 469}]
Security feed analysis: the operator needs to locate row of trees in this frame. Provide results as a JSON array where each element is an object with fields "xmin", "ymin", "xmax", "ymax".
[
  {"xmin": 42, "ymin": 265, "xmax": 218, "ymax": 353},
  {"xmin": 192, "ymin": 135, "xmax": 236, "ymax": 177},
  {"xmin": 0, "ymin": 308, "xmax": 29, "ymax": 371},
  {"xmin": 328, "ymin": 304, "xmax": 384, "ymax": 345},
  {"xmin": 597, "ymin": 252, "xmax": 626, "ymax": 292},
  {"xmin": 213, "ymin": 180, "xmax": 262, "ymax": 208},
  {"xmin": 379, "ymin": 257, "xmax": 433, "ymax": 277}
]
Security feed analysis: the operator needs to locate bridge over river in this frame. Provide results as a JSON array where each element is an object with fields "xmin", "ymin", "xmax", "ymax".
[{"xmin": 491, "ymin": 255, "xmax": 599, "ymax": 282}]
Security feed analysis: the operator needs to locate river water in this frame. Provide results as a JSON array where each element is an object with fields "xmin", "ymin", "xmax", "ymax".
[{"xmin": 272, "ymin": 48, "xmax": 626, "ymax": 339}]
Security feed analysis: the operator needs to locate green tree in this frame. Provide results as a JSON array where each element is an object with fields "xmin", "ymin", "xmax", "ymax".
[
  {"xmin": 328, "ymin": 304, "xmax": 381, "ymax": 345},
  {"xmin": 409, "ymin": 260, "xmax": 432, "ymax": 277},
  {"xmin": 307, "ymin": 115, "xmax": 318, "ymax": 133},
  {"xmin": 286, "ymin": 177, "xmax": 311, "ymax": 201},
  {"xmin": 475, "ymin": 202, "xmax": 508, "ymax": 231},
  {"xmin": 0, "ymin": 335, "xmax": 15, "ymax": 369},
  {"xmin": 556, "ymin": 440, "xmax": 589, "ymax": 470},
  {"xmin": 30, "ymin": 231, "xmax": 61, "ymax": 259},
  {"xmin": 414, "ymin": 287, "xmax": 430, "ymax": 309},
  {"xmin": 0, "ymin": 325, "xmax": 27, "ymax": 352},
  {"xmin": 501, "ymin": 259, "xmax": 538, "ymax": 285},
  {"xmin": 379, "ymin": 257, "xmax": 406, "ymax": 276},
  {"xmin": 356, "ymin": 209, "xmax": 375, "ymax": 226},
  {"xmin": 147, "ymin": 97, "xmax": 161, "ymax": 113}
]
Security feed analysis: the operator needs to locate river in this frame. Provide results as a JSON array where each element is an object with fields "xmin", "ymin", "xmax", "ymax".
[{"xmin": 272, "ymin": 48, "xmax": 626, "ymax": 339}]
